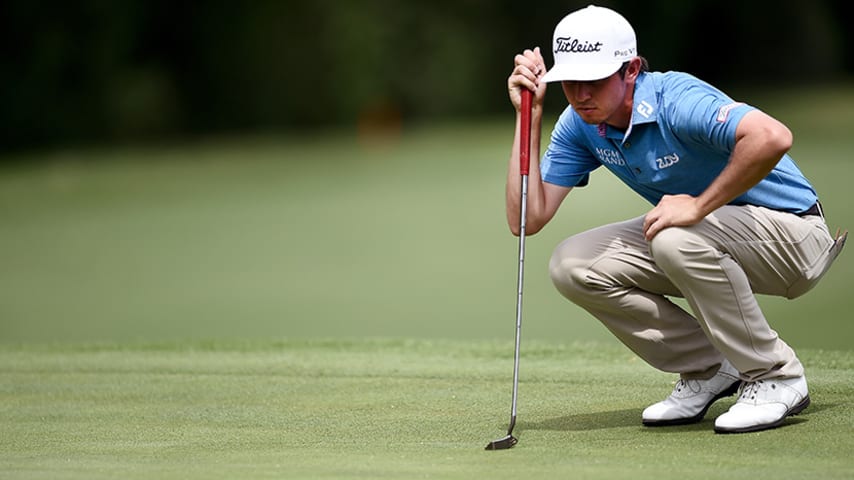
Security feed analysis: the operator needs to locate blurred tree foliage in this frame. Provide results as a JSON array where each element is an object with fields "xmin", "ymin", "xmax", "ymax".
[{"xmin": 0, "ymin": 0, "xmax": 850, "ymax": 151}]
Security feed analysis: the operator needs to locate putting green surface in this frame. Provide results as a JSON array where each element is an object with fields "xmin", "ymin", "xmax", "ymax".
[
  {"xmin": 2, "ymin": 339, "xmax": 853, "ymax": 479},
  {"xmin": 1, "ymin": 87, "xmax": 853, "ymax": 478}
]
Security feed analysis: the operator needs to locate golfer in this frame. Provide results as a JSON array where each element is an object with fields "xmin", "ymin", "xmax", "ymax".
[{"xmin": 506, "ymin": 5, "xmax": 847, "ymax": 433}]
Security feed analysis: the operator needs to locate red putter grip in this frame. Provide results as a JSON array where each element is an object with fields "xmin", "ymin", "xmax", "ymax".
[{"xmin": 519, "ymin": 89, "xmax": 532, "ymax": 175}]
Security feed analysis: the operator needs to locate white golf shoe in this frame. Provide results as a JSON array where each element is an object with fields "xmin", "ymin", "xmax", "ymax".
[
  {"xmin": 642, "ymin": 359, "xmax": 741, "ymax": 426},
  {"xmin": 714, "ymin": 376, "xmax": 810, "ymax": 434}
]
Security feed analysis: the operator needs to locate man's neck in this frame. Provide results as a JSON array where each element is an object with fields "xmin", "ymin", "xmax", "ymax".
[{"xmin": 606, "ymin": 81, "xmax": 637, "ymax": 131}]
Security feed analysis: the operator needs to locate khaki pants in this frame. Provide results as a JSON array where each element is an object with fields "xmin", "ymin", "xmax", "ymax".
[{"xmin": 549, "ymin": 205, "xmax": 846, "ymax": 381}]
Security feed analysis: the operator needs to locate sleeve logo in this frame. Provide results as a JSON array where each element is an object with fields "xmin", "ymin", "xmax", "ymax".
[{"xmin": 717, "ymin": 102, "xmax": 744, "ymax": 123}]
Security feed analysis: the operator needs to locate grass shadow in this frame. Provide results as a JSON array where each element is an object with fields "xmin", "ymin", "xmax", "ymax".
[
  {"xmin": 799, "ymin": 400, "xmax": 837, "ymax": 416},
  {"xmin": 524, "ymin": 401, "xmax": 834, "ymax": 433}
]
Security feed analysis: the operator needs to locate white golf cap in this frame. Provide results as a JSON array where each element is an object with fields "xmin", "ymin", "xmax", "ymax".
[{"xmin": 541, "ymin": 5, "xmax": 637, "ymax": 83}]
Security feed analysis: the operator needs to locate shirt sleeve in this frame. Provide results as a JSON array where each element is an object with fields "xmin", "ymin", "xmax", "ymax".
[
  {"xmin": 540, "ymin": 108, "xmax": 601, "ymax": 188},
  {"xmin": 664, "ymin": 74, "xmax": 755, "ymax": 153}
]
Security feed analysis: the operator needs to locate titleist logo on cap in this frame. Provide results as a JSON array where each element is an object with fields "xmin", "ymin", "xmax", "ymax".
[{"xmin": 554, "ymin": 36, "xmax": 603, "ymax": 54}]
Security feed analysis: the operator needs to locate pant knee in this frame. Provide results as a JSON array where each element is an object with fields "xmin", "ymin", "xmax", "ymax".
[
  {"xmin": 648, "ymin": 227, "xmax": 696, "ymax": 274},
  {"xmin": 549, "ymin": 241, "xmax": 599, "ymax": 302}
]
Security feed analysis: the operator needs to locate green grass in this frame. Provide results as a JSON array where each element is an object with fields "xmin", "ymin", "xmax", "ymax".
[
  {"xmin": 1, "ymin": 339, "xmax": 853, "ymax": 479},
  {"xmin": 1, "ymin": 87, "xmax": 853, "ymax": 478},
  {"xmin": 0, "ymin": 110, "xmax": 852, "ymax": 348}
]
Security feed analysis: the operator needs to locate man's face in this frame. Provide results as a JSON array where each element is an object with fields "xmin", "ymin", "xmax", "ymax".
[{"xmin": 561, "ymin": 71, "xmax": 631, "ymax": 127}]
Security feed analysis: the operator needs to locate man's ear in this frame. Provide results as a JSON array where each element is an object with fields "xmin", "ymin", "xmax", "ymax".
[{"xmin": 626, "ymin": 57, "xmax": 643, "ymax": 80}]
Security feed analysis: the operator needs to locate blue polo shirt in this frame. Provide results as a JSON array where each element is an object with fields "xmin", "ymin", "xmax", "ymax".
[{"xmin": 540, "ymin": 71, "xmax": 817, "ymax": 213}]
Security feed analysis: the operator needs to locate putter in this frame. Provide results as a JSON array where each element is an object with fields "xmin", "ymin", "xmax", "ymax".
[{"xmin": 486, "ymin": 88, "xmax": 532, "ymax": 451}]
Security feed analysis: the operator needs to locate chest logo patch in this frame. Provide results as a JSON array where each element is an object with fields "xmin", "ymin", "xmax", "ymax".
[
  {"xmin": 595, "ymin": 147, "xmax": 626, "ymax": 166},
  {"xmin": 656, "ymin": 153, "xmax": 680, "ymax": 169}
]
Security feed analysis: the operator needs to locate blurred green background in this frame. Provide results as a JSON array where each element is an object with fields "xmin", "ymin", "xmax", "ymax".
[
  {"xmin": 1, "ymin": 1, "xmax": 852, "ymax": 348},
  {"xmin": 2, "ymin": 0, "xmax": 852, "ymax": 151}
]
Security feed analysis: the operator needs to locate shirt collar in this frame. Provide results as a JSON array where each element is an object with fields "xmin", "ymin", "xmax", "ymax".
[
  {"xmin": 600, "ymin": 72, "xmax": 658, "ymax": 143},
  {"xmin": 630, "ymin": 72, "xmax": 658, "ymax": 126}
]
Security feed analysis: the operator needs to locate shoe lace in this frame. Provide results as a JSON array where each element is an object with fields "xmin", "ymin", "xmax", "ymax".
[
  {"xmin": 739, "ymin": 380, "xmax": 765, "ymax": 400},
  {"xmin": 674, "ymin": 378, "xmax": 700, "ymax": 394}
]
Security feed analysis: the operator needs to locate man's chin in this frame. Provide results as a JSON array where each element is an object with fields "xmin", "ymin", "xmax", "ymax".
[{"xmin": 576, "ymin": 111, "xmax": 603, "ymax": 124}]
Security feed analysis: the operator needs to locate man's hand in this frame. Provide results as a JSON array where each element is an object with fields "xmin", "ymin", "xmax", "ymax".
[
  {"xmin": 641, "ymin": 110, "xmax": 794, "ymax": 242},
  {"xmin": 643, "ymin": 194, "xmax": 706, "ymax": 241},
  {"xmin": 508, "ymin": 47, "xmax": 547, "ymax": 112}
]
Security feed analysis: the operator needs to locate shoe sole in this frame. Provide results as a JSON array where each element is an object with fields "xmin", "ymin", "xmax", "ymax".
[
  {"xmin": 714, "ymin": 395, "xmax": 811, "ymax": 434},
  {"xmin": 643, "ymin": 380, "xmax": 742, "ymax": 427}
]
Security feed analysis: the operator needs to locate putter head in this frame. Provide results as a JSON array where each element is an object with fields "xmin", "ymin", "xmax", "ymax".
[{"xmin": 485, "ymin": 434, "xmax": 518, "ymax": 450}]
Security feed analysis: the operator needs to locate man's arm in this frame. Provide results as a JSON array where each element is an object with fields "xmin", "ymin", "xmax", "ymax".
[
  {"xmin": 642, "ymin": 110, "xmax": 793, "ymax": 240},
  {"xmin": 506, "ymin": 48, "xmax": 573, "ymax": 236}
]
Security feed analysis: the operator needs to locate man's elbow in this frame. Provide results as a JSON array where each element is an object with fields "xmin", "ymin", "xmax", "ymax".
[
  {"xmin": 767, "ymin": 122, "xmax": 793, "ymax": 155},
  {"xmin": 739, "ymin": 110, "xmax": 794, "ymax": 158},
  {"xmin": 752, "ymin": 112, "xmax": 793, "ymax": 157}
]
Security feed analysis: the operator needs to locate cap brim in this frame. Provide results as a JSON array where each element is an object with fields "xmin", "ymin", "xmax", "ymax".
[{"xmin": 541, "ymin": 62, "xmax": 623, "ymax": 83}]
